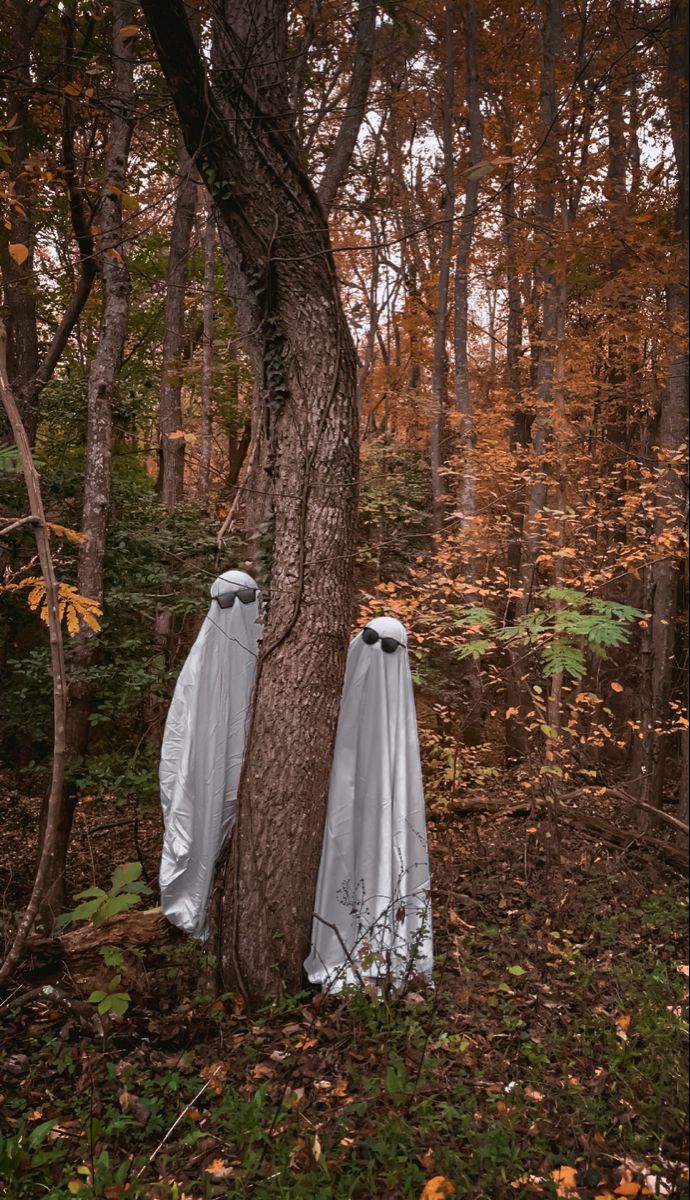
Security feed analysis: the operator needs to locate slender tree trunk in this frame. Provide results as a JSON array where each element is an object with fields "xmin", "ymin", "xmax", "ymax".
[
  {"xmin": 454, "ymin": 0, "xmax": 482, "ymax": 542},
  {"xmin": 430, "ymin": 0, "xmax": 455, "ymax": 532},
  {"xmin": 157, "ymin": 141, "xmax": 198, "ymax": 508},
  {"xmin": 196, "ymin": 210, "xmax": 215, "ymax": 503},
  {"xmin": 515, "ymin": 0, "xmax": 562, "ymax": 617},
  {"xmin": 0, "ymin": 2, "xmax": 44, "ymax": 444},
  {"xmin": 40, "ymin": 0, "xmax": 136, "ymax": 924},
  {"xmin": 451, "ymin": 0, "xmax": 484, "ymax": 739},
  {"xmin": 0, "ymin": 321, "xmax": 67, "ymax": 979},
  {"xmin": 646, "ymin": 0, "xmax": 689, "ymax": 810}
]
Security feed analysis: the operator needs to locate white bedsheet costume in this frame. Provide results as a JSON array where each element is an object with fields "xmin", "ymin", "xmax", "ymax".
[
  {"xmin": 305, "ymin": 617, "xmax": 433, "ymax": 993},
  {"xmin": 159, "ymin": 570, "xmax": 261, "ymax": 939}
]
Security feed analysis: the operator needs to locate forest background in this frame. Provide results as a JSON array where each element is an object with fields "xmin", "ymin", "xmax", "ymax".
[{"xmin": 0, "ymin": 0, "xmax": 688, "ymax": 1197}]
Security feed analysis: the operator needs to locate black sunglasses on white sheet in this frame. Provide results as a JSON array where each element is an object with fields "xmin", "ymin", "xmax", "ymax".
[
  {"xmin": 214, "ymin": 587, "xmax": 257, "ymax": 609},
  {"xmin": 361, "ymin": 626, "xmax": 404, "ymax": 653}
]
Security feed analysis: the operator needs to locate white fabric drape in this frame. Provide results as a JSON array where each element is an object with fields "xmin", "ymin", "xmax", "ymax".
[
  {"xmin": 305, "ymin": 617, "xmax": 433, "ymax": 992},
  {"xmin": 159, "ymin": 570, "xmax": 261, "ymax": 939}
]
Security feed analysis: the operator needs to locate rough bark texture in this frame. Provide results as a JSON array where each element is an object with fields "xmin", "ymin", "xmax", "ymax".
[
  {"xmin": 42, "ymin": 0, "xmax": 136, "ymax": 924},
  {"xmin": 141, "ymin": 0, "xmax": 363, "ymax": 1000},
  {"xmin": 157, "ymin": 140, "xmax": 198, "ymax": 509}
]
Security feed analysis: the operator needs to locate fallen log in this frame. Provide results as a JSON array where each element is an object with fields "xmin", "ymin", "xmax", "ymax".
[
  {"xmin": 556, "ymin": 808, "xmax": 689, "ymax": 874},
  {"xmin": 23, "ymin": 908, "xmax": 175, "ymax": 982},
  {"xmin": 451, "ymin": 790, "xmax": 689, "ymax": 874}
]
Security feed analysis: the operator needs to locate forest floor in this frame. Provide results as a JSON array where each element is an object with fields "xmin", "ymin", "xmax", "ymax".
[{"xmin": 0, "ymin": 780, "xmax": 688, "ymax": 1200}]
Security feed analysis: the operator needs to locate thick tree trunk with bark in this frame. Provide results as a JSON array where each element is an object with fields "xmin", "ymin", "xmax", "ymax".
[
  {"xmin": 40, "ymin": 0, "xmax": 136, "ymax": 924},
  {"xmin": 141, "ymin": 0, "xmax": 365, "ymax": 999}
]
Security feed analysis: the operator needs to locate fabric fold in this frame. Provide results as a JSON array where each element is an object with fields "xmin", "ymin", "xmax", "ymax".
[
  {"xmin": 159, "ymin": 569, "xmax": 262, "ymax": 940},
  {"xmin": 305, "ymin": 616, "xmax": 433, "ymax": 993}
]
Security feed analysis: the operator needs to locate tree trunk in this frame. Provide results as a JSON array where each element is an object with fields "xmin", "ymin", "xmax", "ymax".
[
  {"xmin": 515, "ymin": 0, "xmax": 562, "ymax": 617},
  {"xmin": 429, "ymin": 1, "xmax": 455, "ymax": 532},
  {"xmin": 157, "ymin": 141, "xmax": 198, "ymax": 508},
  {"xmin": 0, "ymin": 321, "xmax": 67, "ymax": 980},
  {"xmin": 647, "ymin": 0, "xmax": 689, "ymax": 809},
  {"xmin": 40, "ymin": 0, "xmax": 136, "ymax": 924},
  {"xmin": 196, "ymin": 210, "xmax": 215, "ymax": 503},
  {"xmin": 0, "ymin": 1, "xmax": 44, "ymax": 445},
  {"xmin": 141, "ymin": 0, "xmax": 366, "ymax": 1000},
  {"xmin": 454, "ymin": 0, "xmax": 482, "ymax": 541}
]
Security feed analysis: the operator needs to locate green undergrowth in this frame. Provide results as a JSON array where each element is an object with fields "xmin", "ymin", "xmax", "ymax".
[{"xmin": 1, "ymin": 887, "xmax": 687, "ymax": 1200}]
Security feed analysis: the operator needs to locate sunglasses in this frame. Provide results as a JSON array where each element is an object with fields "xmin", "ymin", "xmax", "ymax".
[
  {"xmin": 214, "ymin": 586, "xmax": 257, "ymax": 610},
  {"xmin": 362, "ymin": 626, "xmax": 404, "ymax": 653}
]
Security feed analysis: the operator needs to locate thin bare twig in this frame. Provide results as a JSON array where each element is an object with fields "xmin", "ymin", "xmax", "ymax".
[{"xmin": 0, "ymin": 319, "xmax": 68, "ymax": 988}]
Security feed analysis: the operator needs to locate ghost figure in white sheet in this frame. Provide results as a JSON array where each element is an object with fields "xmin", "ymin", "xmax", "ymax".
[
  {"xmin": 304, "ymin": 616, "xmax": 433, "ymax": 993},
  {"xmin": 159, "ymin": 569, "xmax": 262, "ymax": 940}
]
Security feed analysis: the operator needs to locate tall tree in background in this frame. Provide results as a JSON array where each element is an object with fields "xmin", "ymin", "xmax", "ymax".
[
  {"xmin": 157, "ymin": 142, "xmax": 197, "ymax": 509},
  {"xmin": 41, "ymin": 0, "xmax": 137, "ymax": 921}
]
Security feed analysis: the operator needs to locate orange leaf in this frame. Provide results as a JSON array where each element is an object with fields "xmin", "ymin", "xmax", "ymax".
[
  {"xmin": 551, "ymin": 1166, "xmax": 579, "ymax": 1196},
  {"xmin": 119, "ymin": 23, "xmax": 141, "ymax": 37},
  {"xmin": 64, "ymin": 82, "xmax": 81, "ymax": 97},
  {"xmin": 8, "ymin": 243, "xmax": 29, "ymax": 266},
  {"xmin": 205, "ymin": 1158, "xmax": 226, "ymax": 1174},
  {"xmin": 614, "ymin": 1184, "xmax": 641, "ymax": 1197},
  {"xmin": 420, "ymin": 1179, "xmax": 455, "ymax": 1200},
  {"xmin": 610, "ymin": 682, "xmax": 624, "ymax": 693}
]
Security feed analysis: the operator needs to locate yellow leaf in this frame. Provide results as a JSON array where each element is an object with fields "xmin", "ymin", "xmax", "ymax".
[
  {"xmin": 312, "ymin": 1134, "xmax": 322, "ymax": 1163},
  {"xmin": 420, "ymin": 1178, "xmax": 455, "ymax": 1200},
  {"xmin": 47, "ymin": 522, "xmax": 85, "ymax": 544},
  {"xmin": 119, "ymin": 23, "xmax": 140, "ymax": 37},
  {"xmin": 551, "ymin": 1166, "xmax": 579, "ymax": 1196},
  {"xmin": 8, "ymin": 242, "xmax": 29, "ymax": 266},
  {"xmin": 27, "ymin": 583, "xmax": 45, "ymax": 611},
  {"xmin": 64, "ymin": 82, "xmax": 81, "ymax": 97}
]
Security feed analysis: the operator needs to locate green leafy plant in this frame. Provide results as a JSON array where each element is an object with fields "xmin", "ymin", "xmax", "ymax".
[
  {"xmin": 87, "ymin": 974, "xmax": 131, "ymax": 1016},
  {"xmin": 454, "ymin": 587, "xmax": 643, "ymax": 679},
  {"xmin": 58, "ymin": 861, "xmax": 151, "ymax": 929}
]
